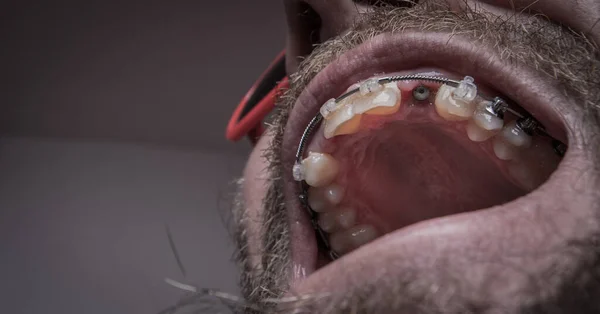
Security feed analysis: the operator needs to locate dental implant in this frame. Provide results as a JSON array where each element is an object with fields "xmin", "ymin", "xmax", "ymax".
[{"xmin": 412, "ymin": 85, "xmax": 430, "ymax": 101}]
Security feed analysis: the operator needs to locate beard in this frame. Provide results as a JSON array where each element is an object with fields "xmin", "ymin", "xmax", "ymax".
[{"xmin": 226, "ymin": 2, "xmax": 600, "ymax": 313}]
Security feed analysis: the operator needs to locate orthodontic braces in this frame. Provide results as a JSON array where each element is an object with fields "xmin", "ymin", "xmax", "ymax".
[{"xmin": 294, "ymin": 74, "xmax": 567, "ymax": 260}]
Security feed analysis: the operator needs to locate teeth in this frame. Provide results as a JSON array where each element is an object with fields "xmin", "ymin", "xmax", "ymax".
[
  {"xmin": 323, "ymin": 84, "xmax": 400, "ymax": 139},
  {"xmin": 329, "ymin": 224, "xmax": 378, "ymax": 255},
  {"xmin": 434, "ymin": 84, "xmax": 476, "ymax": 121},
  {"xmin": 359, "ymin": 78, "xmax": 384, "ymax": 96},
  {"xmin": 466, "ymin": 120, "xmax": 497, "ymax": 142},
  {"xmin": 308, "ymin": 188, "xmax": 328, "ymax": 212},
  {"xmin": 308, "ymin": 184, "xmax": 345, "ymax": 212},
  {"xmin": 507, "ymin": 161, "xmax": 538, "ymax": 191},
  {"xmin": 452, "ymin": 76, "xmax": 478, "ymax": 103},
  {"xmin": 501, "ymin": 121, "xmax": 533, "ymax": 148},
  {"xmin": 353, "ymin": 86, "xmax": 401, "ymax": 116},
  {"xmin": 320, "ymin": 98, "xmax": 339, "ymax": 119},
  {"xmin": 323, "ymin": 105, "xmax": 362, "ymax": 139},
  {"xmin": 473, "ymin": 101, "xmax": 504, "ymax": 131},
  {"xmin": 323, "ymin": 184, "xmax": 345, "ymax": 204},
  {"xmin": 318, "ymin": 208, "xmax": 356, "ymax": 233},
  {"xmin": 301, "ymin": 152, "xmax": 340, "ymax": 187},
  {"xmin": 493, "ymin": 137, "xmax": 519, "ymax": 161}
]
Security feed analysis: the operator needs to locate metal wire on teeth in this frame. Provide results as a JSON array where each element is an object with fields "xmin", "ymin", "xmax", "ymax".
[
  {"xmin": 295, "ymin": 115, "xmax": 322, "ymax": 163},
  {"xmin": 384, "ymin": 74, "xmax": 461, "ymax": 87},
  {"xmin": 294, "ymin": 74, "xmax": 566, "ymax": 260}
]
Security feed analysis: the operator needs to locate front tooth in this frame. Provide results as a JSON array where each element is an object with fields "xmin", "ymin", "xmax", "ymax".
[
  {"xmin": 323, "ymin": 105, "xmax": 362, "ymax": 139},
  {"xmin": 466, "ymin": 120, "xmax": 496, "ymax": 142},
  {"xmin": 501, "ymin": 121, "xmax": 532, "ymax": 148},
  {"xmin": 301, "ymin": 152, "xmax": 340, "ymax": 187},
  {"xmin": 323, "ymin": 86, "xmax": 400, "ymax": 139},
  {"xmin": 320, "ymin": 98, "xmax": 339, "ymax": 119},
  {"xmin": 352, "ymin": 86, "xmax": 401, "ymax": 116},
  {"xmin": 359, "ymin": 78, "xmax": 384, "ymax": 96},
  {"xmin": 493, "ymin": 137, "xmax": 519, "ymax": 161},
  {"xmin": 329, "ymin": 224, "xmax": 378, "ymax": 254},
  {"xmin": 434, "ymin": 84, "xmax": 476, "ymax": 121}
]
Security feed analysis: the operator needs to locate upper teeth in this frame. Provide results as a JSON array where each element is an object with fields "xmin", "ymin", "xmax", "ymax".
[
  {"xmin": 297, "ymin": 152, "xmax": 340, "ymax": 187},
  {"xmin": 466, "ymin": 101, "xmax": 506, "ymax": 142},
  {"xmin": 320, "ymin": 98, "xmax": 339, "ymax": 119},
  {"xmin": 452, "ymin": 76, "xmax": 478, "ymax": 102},
  {"xmin": 359, "ymin": 78, "xmax": 384, "ymax": 96},
  {"xmin": 501, "ymin": 120, "xmax": 533, "ymax": 148},
  {"xmin": 473, "ymin": 101, "xmax": 505, "ymax": 131},
  {"xmin": 322, "ymin": 82, "xmax": 401, "ymax": 139},
  {"xmin": 323, "ymin": 104, "xmax": 363, "ymax": 139},
  {"xmin": 434, "ymin": 83, "xmax": 477, "ymax": 121},
  {"xmin": 308, "ymin": 183, "xmax": 345, "ymax": 212},
  {"xmin": 295, "ymin": 75, "xmax": 565, "ymax": 259}
]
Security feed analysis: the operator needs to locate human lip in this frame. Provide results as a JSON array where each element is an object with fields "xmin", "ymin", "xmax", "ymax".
[{"xmin": 280, "ymin": 31, "xmax": 573, "ymax": 285}]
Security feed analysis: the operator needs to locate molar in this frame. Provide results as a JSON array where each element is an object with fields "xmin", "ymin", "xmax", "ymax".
[
  {"xmin": 434, "ymin": 84, "xmax": 476, "ymax": 121},
  {"xmin": 329, "ymin": 224, "xmax": 378, "ymax": 255},
  {"xmin": 493, "ymin": 137, "xmax": 519, "ymax": 161},
  {"xmin": 318, "ymin": 208, "xmax": 357, "ymax": 233},
  {"xmin": 507, "ymin": 161, "xmax": 538, "ymax": 191},
  {"xmin": 300, "ymin": 152, "xmax": 340, "ymax": 187}
]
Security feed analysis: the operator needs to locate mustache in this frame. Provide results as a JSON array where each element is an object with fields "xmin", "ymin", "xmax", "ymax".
[{"xmin": 285, "ymin": 2, "xmax": 599, "ymax": 114}]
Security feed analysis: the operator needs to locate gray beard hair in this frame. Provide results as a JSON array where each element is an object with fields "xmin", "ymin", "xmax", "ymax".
[{"xmin": 164, "ymin": 2, "xmax": 600, "ymax": 314}]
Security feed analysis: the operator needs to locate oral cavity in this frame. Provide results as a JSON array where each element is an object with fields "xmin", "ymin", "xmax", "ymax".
[{"xmin": 294, "ymin": 73, "xmax": 563, "ymax": 257}]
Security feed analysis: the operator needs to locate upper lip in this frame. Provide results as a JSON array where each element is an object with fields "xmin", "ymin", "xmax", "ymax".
[{"xmin": 280, "ymin": 31, "xmax": 572, "ymax": 283}]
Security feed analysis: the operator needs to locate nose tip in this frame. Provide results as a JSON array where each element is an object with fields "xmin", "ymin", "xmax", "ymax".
[{"xmin": 283, "ymin": 0, "xmax": 361, "ymax": 73}]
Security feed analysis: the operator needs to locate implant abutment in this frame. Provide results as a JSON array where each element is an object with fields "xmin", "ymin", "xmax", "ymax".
[{"xmin": 412, "ymin": 85, "xmax": 430, "ymax": 101}]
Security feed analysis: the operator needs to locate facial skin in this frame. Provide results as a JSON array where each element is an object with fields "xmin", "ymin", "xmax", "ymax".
[{"xmin": 231, "ymin": 1, "xmax": 600, "ymax": 313}]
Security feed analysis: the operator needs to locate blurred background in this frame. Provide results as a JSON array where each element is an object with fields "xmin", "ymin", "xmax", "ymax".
[{"xmin": 0, "ymin": 1, "xmax": 285, "ymax": 313}]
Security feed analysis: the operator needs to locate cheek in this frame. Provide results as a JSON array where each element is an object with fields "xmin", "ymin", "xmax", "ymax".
[{"xmin": 241, "ymin": 132, "xmax": 274, "ymax": 268}]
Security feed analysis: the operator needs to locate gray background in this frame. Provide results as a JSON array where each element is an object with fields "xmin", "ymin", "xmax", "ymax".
[{"xmin": 0, "ymin": 1, "xmax": 286, "ymax": 313}]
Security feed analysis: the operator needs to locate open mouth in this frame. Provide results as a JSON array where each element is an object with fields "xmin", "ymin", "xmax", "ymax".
[{"xmin": 281, "ymin": 32, "xmax": 570, "ymax": 283}]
